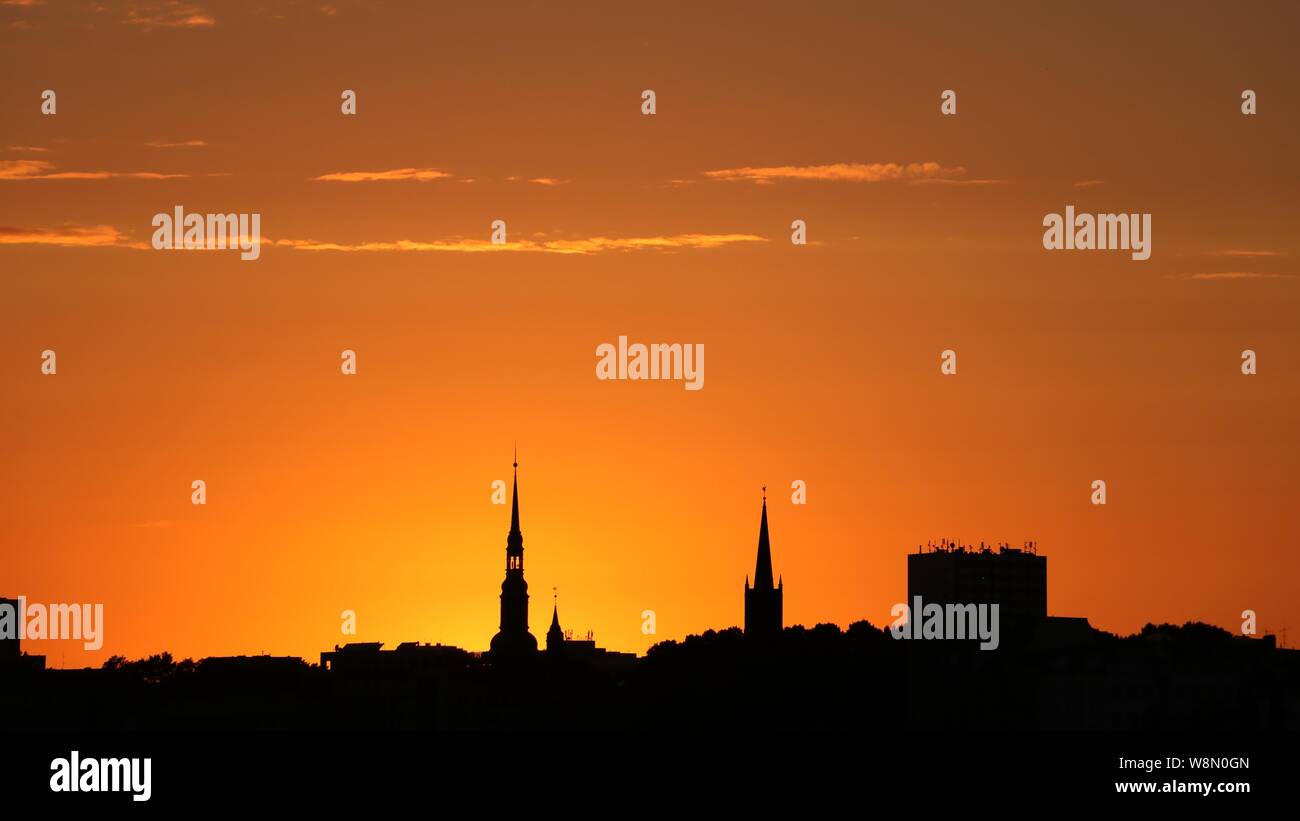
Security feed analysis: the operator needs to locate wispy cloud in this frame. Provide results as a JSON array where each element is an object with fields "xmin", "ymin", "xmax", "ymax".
[
  {"xmin": 1210, "ymin": 249, "xmax": 1287, "ymax": 258},
  {"xmin": 145, "ymin": 138, "xmax": 207, "ymax": 148},
  {"xmin": 0, "ymin": 224, "xmax": 147, "ymax": 249},
  {"xmin": 1, "ymin": 221, "xmax": 767, "ymax": 256},
  {"xmin": 910, "ymin": 177, "xmax": 1008, "ymax": 186},
  {"xmin": 1167, "ymin": 272, "xmax": 1296, "ymax": 281},
  {"xmin": 503, "ymin": 176, "xmax": 568, "ymax": 185},
  {"xmin": 274, "ymin": 232, "xmax": 767, "ymax": 255},
  {"xmin": 2, "ymin": 0, "xmax": 46, "ymax": 6},
  {"xmin": 311, "ymin": 167, "xmax": 453, "ymax": 182},
  {"xmin": 703, "ymin": 162, "xmax": 972, "ymax": 185},
  {"xmin": 5, "ymin": 145, "xmax": 48, "ymax": 152},
  {"xmin": 1073, "ymin": 179, "xmax": 1105, "ymax": 188},
  {"xmin": 0, "ymin": 159, "xmax": 187, "ymax": 180},
  {"xmin": 95, "ymin": 1, "xmax": 216, "ymax": 30}
]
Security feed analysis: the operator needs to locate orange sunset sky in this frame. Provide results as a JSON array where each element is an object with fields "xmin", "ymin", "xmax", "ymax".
[{"xmin": 2, "ymin": 1, "xmax": 1298, "ymax": 667}]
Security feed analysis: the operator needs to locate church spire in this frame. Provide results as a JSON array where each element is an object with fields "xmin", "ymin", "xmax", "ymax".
[
  {"xmin": 546, "ymin": 587, "xmax": 564, "ymax": 653},
  {"xmin": 744, "ymin": 486, "xmax": 783, "ymax": 639},
  {"xmin": 753, "ymin": 489, "xmax": 774, "ymax": 590},
  {"xmin": 491, "ymin": 448, "xmax": 537, "ymax": 656}
]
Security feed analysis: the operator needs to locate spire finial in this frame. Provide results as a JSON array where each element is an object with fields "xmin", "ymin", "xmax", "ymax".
[
  {"xmin": 513, "ymin": 443, "xmax": 518, "ymax": 473},
  {"xmin": 762, "ymin": 484, "xmax": 767, "ymax": 501}
]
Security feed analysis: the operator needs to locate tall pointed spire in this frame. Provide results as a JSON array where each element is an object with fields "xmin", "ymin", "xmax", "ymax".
[
  {"xmin": 546, "ymin": 586, "xmax": 564, "ymax": 653},
  {"xmin": 753, "ymin": 490, "xmax": 774, "ymax": 590},
  {"xmin": 509, "ymin": 446, "xmax": 521, "ymax": 537},
  {"xmin": 492, "ymin": 447, "xmax": 537, "ymax": 655},
  {"xmin": 744, "ymin": 485, "xmax": 783, "ymax": 639}
]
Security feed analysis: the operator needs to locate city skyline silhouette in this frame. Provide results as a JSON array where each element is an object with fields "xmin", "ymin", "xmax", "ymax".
[
  {"xmin": 4, "ymin": 452, "xmax": 1295, "ymax": 671},
  {"xmin": 5, "ymin": 462, "xmax": 1295, "ymax": 736}
]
